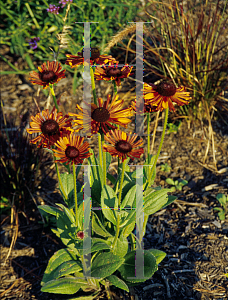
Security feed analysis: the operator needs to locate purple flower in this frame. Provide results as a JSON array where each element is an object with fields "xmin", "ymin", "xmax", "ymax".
[
  {"xmin": 29, "ymin": 37, "xmax": 40, "ymax": 50},
  {"xmin": 59, "ymin": 0, "xmax": 72, "ymax": 8},
  {"xmin": 47, "ymin": 4, "xmax": 60, "ymax": 14}
]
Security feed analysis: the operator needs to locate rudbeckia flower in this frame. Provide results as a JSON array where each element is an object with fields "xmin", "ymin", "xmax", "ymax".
[
  {"xmin": 144, "ymin": 80, "xmax": 191, "ymax": 112},
  {"xmin": 53, "ymin": 134, "xmax": 92, "ymax": 165},
  {"xmin": 65, "ymin": 47, "xmax": 118, "ymax": 68},
  {"xmin": 94, "ymin": 64, "xmax": 133, "ymax": 86},
  {"xmin": 26, "ymin": 107, "xmax": 72, "ymax": 148},
  {"xmin": 103, "ymin": 129, "xmax": 144, "ymax": 162},
  {"xmin": 69, "ymin": 95, "xmax": 133, "ymax": 135},
  {"xmin": 29, "ymin": 61, "xmax": 66, "ymax": 89}
]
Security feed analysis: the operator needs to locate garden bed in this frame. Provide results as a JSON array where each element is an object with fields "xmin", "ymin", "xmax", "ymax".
[{"xmin": 1, "ymin": 47, "xmax": 228, "ymax": 300}]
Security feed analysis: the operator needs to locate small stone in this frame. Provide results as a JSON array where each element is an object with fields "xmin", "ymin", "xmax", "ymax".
[{"xmin": 18, "ymin": 84, "xmax": 32, "ymax": 90}]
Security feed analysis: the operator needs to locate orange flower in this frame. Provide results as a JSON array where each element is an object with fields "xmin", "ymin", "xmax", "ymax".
[
  {"xmin": 144, "ymin": 80, "xmax": 191, "ymax": 112},
  {"xmin": 131, "ymin": 98, "xmax": 158, "ymax": 114},
  {"xmin": 26, "ymin": 107, "xmax": 72, "ymax": 148},
  {"xmin": 65, "ymin": 47, "xmax": 118, "ymax": 68},
  {"xmin": 53, "ymin": 134, "xmax": 92, "ymax": 165},
  {"xmin": 29, "ymin": 61, "xmax": 65, "ymax": 89},
  {"xmin": 69, "ymin": 95, "xmax": 133, "ymax": 135},
  {"xmin": 103, "ymin": 129, "xmax": 144, "ymax": 162},
  {"xmin": 94, "ymin": 64, "xmax": 133, "ymax": 86}
]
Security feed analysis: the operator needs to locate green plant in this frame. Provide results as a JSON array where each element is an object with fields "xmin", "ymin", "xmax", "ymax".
[
  {"xmin": 0, "ymin": 196, "xmax": 11, "ymax": 214},
  {"xmin": 24, "ymin": 16, "xmax": 191, "ymax": 297},
  {"xmin": 0, "ymin": 0, "xmax": 143, "ymax": 75},
  {"xmin": 160, "ymin": 163, "xmax": 171, "ymax": 173},
  {"xmin": 167, "ymin": 121, "xmax": 181, "ymax": 134},
  {"xmin": 214, "ymin": 193, "xmax": 228, "ymax": 220},
  {"xmin": 166, "ymin": 178, "xmax": 188, "ymax": 192}
]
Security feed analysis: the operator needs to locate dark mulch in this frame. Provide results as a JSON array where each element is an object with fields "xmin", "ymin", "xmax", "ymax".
[{"xmin": 1, "ymin": 46, "xmax": 228, "ymax": 300}]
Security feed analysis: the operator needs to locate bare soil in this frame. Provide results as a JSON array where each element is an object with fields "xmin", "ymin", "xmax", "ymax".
[{"xmin": 1, "ymin": 47, "xmax": 228, "ymax": 300}]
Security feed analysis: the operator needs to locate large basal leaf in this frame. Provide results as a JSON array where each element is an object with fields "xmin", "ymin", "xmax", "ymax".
[
  {"xmin": 60, "ymin": 172, "xmax": 81, "ymax": 207},
  {"xmin": 101, "ymin": 185, "xmax": 118, "ymax": 225},
  {"xmin": 144, "ymin": 155, "xmax": 156, "ymax": 183},
  {"xmin": 92, "ymin": 212, "xmax": 113, "ymax": 238},
  {"xmin": 118, "ymin": 250, "xmax": 157, "ymax": 283},
  {"xmin": 120, "ymin": 181, "xmax": 136, "ymax": 203},
  {"xmin": 82, "ymin": 238, "xmax": 111, "ymax": 255},
  {"xmin": 41, "ymin": 277, "xmax": 88, "ymax": 294},
  {"xmin": 56, "ymin": 203, "xmax": 75, "ymax": 224},
  {"xmin": 121, "ymin": 220, "xmax": 136, "ymax": 238},
  {"xmin": 52, "ymin": 260, "xmax": 82, "ymax": 279},
  {"xmin": 121, "ymin": 185, "xmax": 136, "ymax": 208},
  {"xmin": 56, "ymin": 212, "xmax": 76, "ymax": 248},
  {"xmin": 162, "ymin": 195, "xmax": 177, "ymax": 208},
  {"xmin": 91, "ymin": 252, "xmax": 124, "ymax": 280},
  {"xmin": 144, "ymin": 188, "xmax": 170, "ymax": 215},
  {"xmin": 106, "ymin": 152, "xmax": 112, "ymax": 173},
  {"xmin": 41, "ymin": 248, "xmax": 78, "ymax": 285},
  {"xmin": 38, "ymin": 205, "xmax": 62, "ymax": 217},
  {"xmin": 106, "ymin": 275, "xmax": 129, "ymax": 292},
  {"xmin": 88, "ymin": 150, "xmax": 103, "ymax": 186},
  {"xmin": 91, "ymin": 179, "xmax": 102, "ymax": 206},
  {"xmin": 107, "ymin": 235, "xmax": 128, "ymax": 257},
  {"xmin": 147, "ymin": 249, "xmax": 166, "ymax": 264}
]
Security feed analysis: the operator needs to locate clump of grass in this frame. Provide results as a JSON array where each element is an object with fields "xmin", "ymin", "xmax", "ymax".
[
  {"xmin": 143, "ymin": 0, "xmax": 228, "ymax": 119},
  {"xmin": 0, "ymin": 116, "xmax": 41, "ymax": 217},
  {"xmin": 107, "ymin": 0, "xmax": 228, "ymax": 120}
]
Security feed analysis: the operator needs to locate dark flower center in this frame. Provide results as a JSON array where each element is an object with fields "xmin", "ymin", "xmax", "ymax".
[
  {"xmin": 41, "ymin": 120, "xmax": 59, "ymax": 136},
  {"xmin": 92, "ymin": 107, "xmax": 110, "ymax": 122},
  {"xmin": 155, "ymin": 81, "xmax": 176, "ymax": 97},
  {"xmin": 91, "ymin": 48, "xmax": 100, "ymax": 60},
  {"xmin": 40, "ymin": 70, "xmax": 57, "ymax": 83},
  {"xmin": 106, "ymin": 68, "xmax": 121, "ymax": 77},
  {"xmin": 65, "ymin": 146, "xmax": 79, "ymax": 159},
  {"xmin": 116, "ymin": 140, "xmax": 132, "ymax": 153}
]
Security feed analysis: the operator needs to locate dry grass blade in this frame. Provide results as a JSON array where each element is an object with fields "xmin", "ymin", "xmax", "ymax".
[{"xmin": 3, "ymin": 206, "xmax": 18, "ymax": 266}]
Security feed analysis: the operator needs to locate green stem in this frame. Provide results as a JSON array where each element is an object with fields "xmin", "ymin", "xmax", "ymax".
[
  {"xmin": 111, "ymin": 214, "xmax": 120, "ymax": 253},
  {"xmin": 118, "ymin": 159, "xmax": 127, "ymax": 206},
  {"xmin": 53, "ymin": 152, "xmax": 67, "ymax": 200},
  {"xmin": 98, "ymin": 133, "xmax": 103, "ymax": 169},
  {"xmin": 148, "ymin": 108, "xmax": 169, "ymax": 184},
  {"xmin": 90, "ymin": 67, "xmax": 97, "ymax": 106},
  {"xmin": 102, "ymin": 134, "xmax": 106, "ymax": 186},
  {"xmin": 112, "ymin": 159, "xmax": 127, "ymax": 252},
  {"xmin": 25, "ymin": 3, "xmax": 40, "ymax": 29},
  {"xmin": 147, "ymin": 113, "xmax": 150, "ymax": 163},
  {"xmin": 49, "ymin": 84, "xmax": 59, "ymax": 112},
  {"xmin": 113, "ymin": 80, "xmax": 118, "ymax": 95},
  {"xmin": 73, "ymin": 162, "xmax": 78, "ymax": 226}
]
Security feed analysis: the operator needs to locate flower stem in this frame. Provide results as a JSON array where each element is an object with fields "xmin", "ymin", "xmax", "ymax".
[
  {"xmin": 147, "ymin": 112, "xmax": 150, "ymax": 163},
  {"xmin": 90, "ymin": 67, "xmax": 97, "ymax": 106},
  {"xmin": 49, "ymin": 84, "xmax": 59, "ymax": 112},
  {"xmin": 118, "ymin": 159, "xmax": 127, "ymax": 206},
  {"xmin": 102, "ymin": 134, "xmax": 106, "ymax": 186},
  {"xmin": 113, "ymin": 80, "xmax": 118, "ymax": 95},
  {"xmin": 112, "ymin": 214, "xmax": 120, "ymax": 253},
  {"xmin": 148, "ymin": 108, "xmax": 169, "ymax": 184},
  {"xmin": 52, "ymin": 151, "xmax": 67, "ymax": 200},
  {"xmin": 73, "ymin": 162, "xmax": 78, "ymax": 226},
  {"xmin": 98, "ymin": 133, "xmax": 103, "ymax": 168},
  {"xmin": 112, "ymin": 159, "xmax": 127, "ymax": 252}
]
